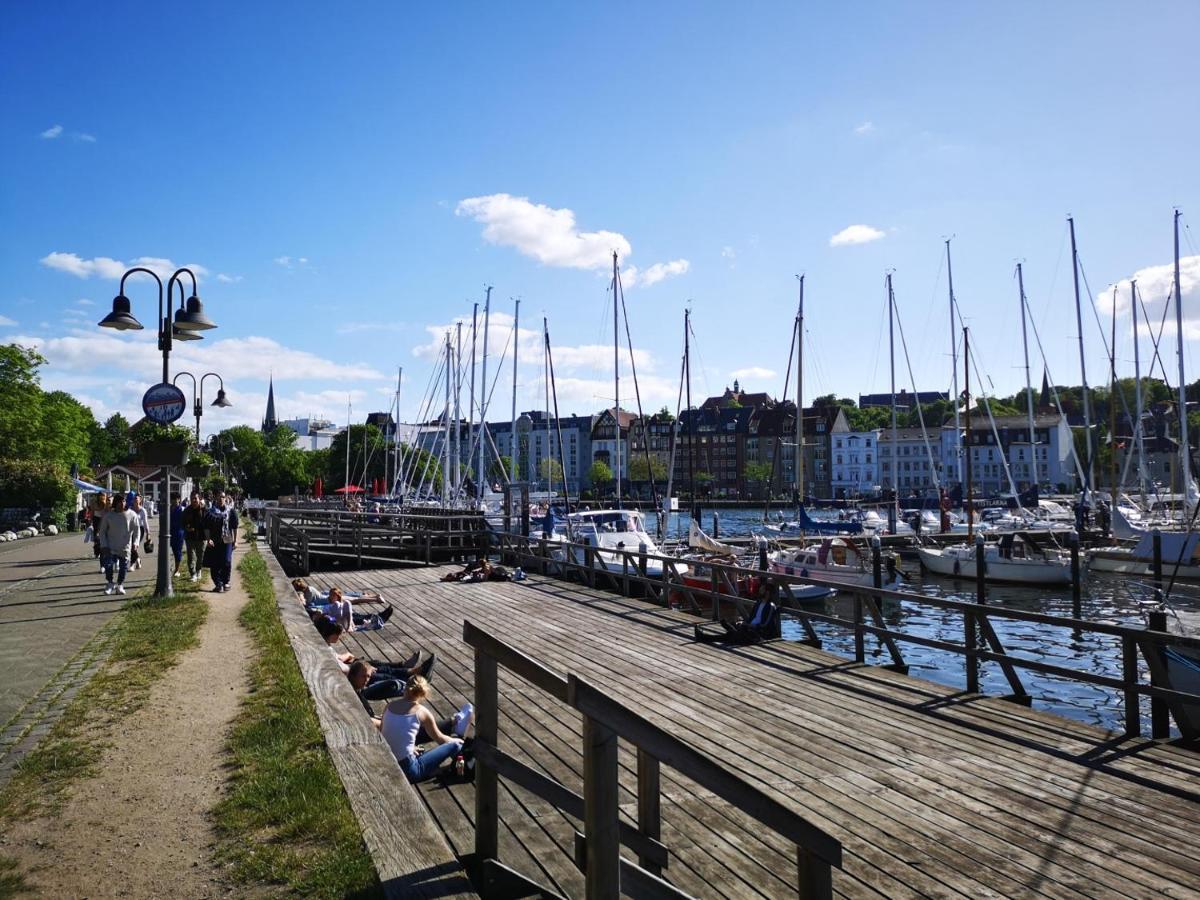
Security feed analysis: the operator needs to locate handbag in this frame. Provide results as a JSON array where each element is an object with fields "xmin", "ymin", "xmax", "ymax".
[{"xmin": 144, "ymin": 538, "xmax": 154, "ymax": 554}]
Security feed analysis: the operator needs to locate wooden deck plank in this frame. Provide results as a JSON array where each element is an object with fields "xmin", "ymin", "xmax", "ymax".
[{"xmin": 300, "ymin": 562, "xmax": 1200, "ymax": 898}]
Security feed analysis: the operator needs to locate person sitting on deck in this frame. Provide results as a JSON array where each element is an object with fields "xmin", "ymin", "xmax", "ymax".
[
  {"xmin": 296, "ymin": 581, "xmax": 393, "ymax": 631},
  {"xmin": 694, "ymin": 594, "xmax": 780, "ymax": 645},
  {"xmin": 351, "ymin": 661, "xmax": 476, "ymax": 739},
  {"xmin": 315, "ymin": 617, "xmax": 435, "ymax": 691},
  {"xmin": 380, "ymin": 675, "xmax": 464, "ymax": 783}
]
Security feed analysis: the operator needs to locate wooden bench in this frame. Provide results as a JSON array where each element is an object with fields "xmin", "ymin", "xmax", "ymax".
[{"xmin": 260, "ymin": 545, "xmax": 477, "ymax": 899}]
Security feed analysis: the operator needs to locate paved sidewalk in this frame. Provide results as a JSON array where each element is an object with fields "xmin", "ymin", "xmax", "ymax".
[{"xmin": 0, "ymin": 527, "xmax": 159, "ymax": 780}]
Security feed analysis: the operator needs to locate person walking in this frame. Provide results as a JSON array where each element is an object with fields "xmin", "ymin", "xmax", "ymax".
[
  {"xmin": 203, "ymin": 491, "xmax": 239, "ymax": 593},
  {"xmin": 90, "ymin": 493, "xmax": 110, "ymax": 569},
  {"xmin": 169, "ymin": 494, "xmax": 187, "ymax": 578},
  {"xmin": 99, "ymin": 494, "xmax": 139, "ymax": 595},
  {"xmin": 182, "ymin": 492, "xmax": 207, "ymax": 582},
  {"xmin": 130, "ymin": 494, "xmax": 150, "ymax": 570}
]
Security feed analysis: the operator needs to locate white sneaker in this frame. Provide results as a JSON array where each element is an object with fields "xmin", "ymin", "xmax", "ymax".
[
  {"xmin": 116, "ymin": 585, "xmax": 126, "ymax": 595},
  {"xmin": 104, "ymin": 584, "xmax": 114, "ymax": 595},
  {"xmin": 191, "ymin": 574, "xmax": 199, "ymax": 582}
]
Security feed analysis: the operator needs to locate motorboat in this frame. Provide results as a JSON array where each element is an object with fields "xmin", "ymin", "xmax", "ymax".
[
  {"xmin": 768, "ymin": 538, "xmax": 901, "ymax": 589},
  {"xmin": 548, "ymin": 509, "xmax": 681, "ymax": 578},
  {"xmin": 917, "ymin": 532, "xmax": 1072, "ymax": 585}
]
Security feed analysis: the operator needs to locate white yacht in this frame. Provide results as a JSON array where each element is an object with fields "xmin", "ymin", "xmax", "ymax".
[
  {"xmin": 768, "ymin": 538, "xmax": 902, "ymax": 589},
  {"xmin": 917, "ymin": 532, "xmax": 1072, "ymax": 585},
  {"xmin": 549, "ymin": 509, "xmax": 679, "ymax": 578}
]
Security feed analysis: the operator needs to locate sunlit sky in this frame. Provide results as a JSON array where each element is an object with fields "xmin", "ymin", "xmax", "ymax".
[{"xmin": 2, "ymin": 2, "xmax": 1198, "ymax": 438}]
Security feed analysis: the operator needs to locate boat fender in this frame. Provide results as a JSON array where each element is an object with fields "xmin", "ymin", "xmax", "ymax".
[
  {"xmin": 952, "ymin": 558, "xmax": 961, "ymax": 577},
  {"xmin": 800, "ymin": 568, "xmax": 809, "ymax": 578}
]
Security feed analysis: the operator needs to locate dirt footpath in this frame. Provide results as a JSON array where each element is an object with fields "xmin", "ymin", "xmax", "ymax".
[{"xmin": 3, "ymin": 549, "xmax": 252, "ymax": 898}]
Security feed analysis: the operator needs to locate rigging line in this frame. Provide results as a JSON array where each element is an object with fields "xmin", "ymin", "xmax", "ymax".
[
  {"xmin": 460, "ymin": 324, "xmax": 515, "ymax": 483},
  {"xmin": 1036, "ymin": 220, "xmax": 1070, "ymax": 334},
  {"xmin": 1141, "ymin": 285, "xmax": 1175, "ymax": 387},
  {"xmin": 762, "ymin": 300, "xmax": 800, "ymax": 523},
  {"xmin": 891, "ymin": 290, "xmax": 941, "ymax": 490},
  {"xmin": 397, "ymin": 345, "xmax": 448, "ymax": 494},
  {"xmin": 1076, "ymin": 256, "xmax": 1114, "ymax": 362},
  {"xmin": 616, "ymin": 267, "xmax": 661, "ymax": 510},
  {"xmin": 919, "ymin": 244, "xmax": 947, "ymax": 376},
  {"xmin": 687, "ymin": 314, "xmax": 713, "ymax": 402},
  {"xmin": 966, "ymin": 345, "xmax": 1025, "ymax": 507},
  {"xmin": 544, "ymin": 324, "xmax": 575, "ymax": 538},
  {"xmin": 1025, "ymin": 302, "xmax": 1089, "ymax": 488},
  {"xmin": 867, "ymin": 285, "xmax": 886, "ymax": 390}
]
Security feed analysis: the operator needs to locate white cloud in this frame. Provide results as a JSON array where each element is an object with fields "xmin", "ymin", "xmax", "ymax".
[
  {"xmin": 0, "ymin": 315, "xmax": 16, "ymax": 327},
  {"xmin": 456, "ymin": 193, "xmax": 631, "ymax": 270},
  {"xmin": 721, "ymin": 246, "xmax": 737, "ymax": 261},
  {"xmin": 829, "ymin": 224, "xmax": 886, "ymax": 247},
  {"xmin": 274, "ymin": 256, "xmax": 309, "ymax": 269},
  {"xmin": 1097, "ymin": 255, "xmax": 1200, "ymax": 330},
  {"xmin": 73, "ymin": 132, "xmax": 96, "ymax": 143},
  {"xmin": 215, "ymin": 273, "xmax": 243, "ymax": 284},
  {"xmin": 624, "ymin": 259, "xmax": 690, "ymax": 289},
  {"xmin": 40, "ymin": 125, "xmax": 63, "ymax": 139},
  {"xmin": 75, "ymin": 298, "xmax": 94, "ymax": 306},
  {"xmin": 40, "ymin": 252, "xmax": 210, "ymax": 281},
  {"xmin": 730, "ymin": 366, "xmax": 776, "ymax": 382},
  {"xmin": 274, "ymin": 256, "xmax": 292, "ymax": 267},
  {"xmin": 854, "ymin": 121, "xmax": 875, "ymax": 136}
]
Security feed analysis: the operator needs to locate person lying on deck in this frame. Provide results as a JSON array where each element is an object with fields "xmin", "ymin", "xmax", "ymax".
[
  {"xmin": 694, "ymin": 595, "xmax": 780, "ymax": 646},
  {"xmin": 351, "ymin": 661, "xmax": 475, "ymax": 738},
  {"xmin": 380, "ymin": 675, "xmax": 464, "ymax": 782},
  {"xmin": 292, "ymin": 577, "xmax": 384, "ymax": 605},
  {"xmin": 440, "ymin": 558, "xmax": 513, "ymax": 582},
  {"xmin": 316, "ymin": 617, "xmax": 435, "ymax": 694},
  {"xmin": 299, "ymin": 583, "xmax": 394, "ymax": 632}
]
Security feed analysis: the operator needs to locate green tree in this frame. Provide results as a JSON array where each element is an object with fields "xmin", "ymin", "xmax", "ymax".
[
  {"xmin": 40, "ymin": 390, "xmax": 97, "ymax": 470},
  {"xmin": 487, "ymin": 454, "xmax": 512, "ymax": 485},
  {"xmin": 589, "ymin": 460, "xmax": 613, "ymax": 494},
  {"xmin": 0, "ymin": 344, "xmax": 46, "ymax": 460},
  {"xmin": 694, "ymin": 471, "xmax": 715, "ymax": 497},
  {"xmin": 743, "ymin": 461, "xmax": 774, "ymax": 499},
  {"xmin": 0, "ymin": 458, "xmax": 75, "ymax": 524},
  {"xmin": 326, "ymin": 425, "xmax": 388, "ymax": 489},
  {"xmin": 538, "ymin": 457, "xmax": 565, "ymax": 486},
  {"xmin": 627, "ymin": 455, "xmax": 666, "ymax": 482},
  {"xmin": 91, "ymin": 413, "xmax": 132, "ymax": 467}
]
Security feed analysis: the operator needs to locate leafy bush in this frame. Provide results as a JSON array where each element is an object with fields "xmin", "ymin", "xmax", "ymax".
[{"xmin": 0, "ymin": 458, "xmax": 75, "ymax": 524}]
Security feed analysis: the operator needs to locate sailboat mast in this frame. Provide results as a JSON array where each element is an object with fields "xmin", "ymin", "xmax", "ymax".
[
  {"xmin": 544, "ymin": 317, "xmax": 551, "ymax": 495},
  {"xmin": 345, "ymin": 395, "xmax": 351, "ymax": 503},
  {"xmin": 964, "ymin": 327, "xmax": 973, "ymax": 540},
  {"xmin": 1069, "ymin": 216, "xmax": 1095, "ymax": 496},
  {"xmin": 468, "ymin": 303, "xmax": 477, "ymax": 500},
  {"xmin": 946, "ymin": 239, "xmax": 962, "ymax": 487},
  {"xmin": 795, "ymin": 275, "xmax": 805, "ymax": 505},
  {"xmin": 510, "ymin": 298, "xmax": 520, "ymax": 483},
  {"xmin": 685, "ymin": 309, "xmax": 696, "ymax": 521},
  {"xmin": 454, "ymin": 322, "xmax": 463, "ymax": 500},
  {"xmin": 1109, "ymin": 287, "xmax": 1119, "ymax": 510},
  {"xmin": 888, "ymin": 273, "xmax": 899, "ymax": 531},
  {"xmin": 613, "ymin": 253, "xmax": 622, "ymax": 508},
  {"xmin": 1174, "ymin": 209, "xmax": 1189, "ymax": 506},
  {"xmin": 1017, "ymin": 263, "xmax": 1037, "ymax": 491},
  {"xmin": 477, "ymin": 286, "xmax": 492, "ymax": 495},
  {"xmin": 1132, "ymin": 280, "xmax": 1146, "ymax": 502},
  {"xmin": 443, "ymin": 332, "xmax": 451, "ymax": 501},
  {"xmin": 393, "ymin": 367, "xmax": 403, "ymax": 495}
]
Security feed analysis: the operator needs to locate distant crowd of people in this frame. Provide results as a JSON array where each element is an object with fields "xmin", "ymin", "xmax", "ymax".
[
  {"xmin": 84, "ymin": 489, "xmax": 240, "ymax": 594},
  {"xmin": 292, "ymin": 577, "xmax": 475, "ymax": 783}
]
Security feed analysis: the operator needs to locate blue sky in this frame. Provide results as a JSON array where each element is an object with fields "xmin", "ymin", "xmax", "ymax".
[{"xmin": 2, "ymin": 1, "xmax": 1199, "ymax": 437}]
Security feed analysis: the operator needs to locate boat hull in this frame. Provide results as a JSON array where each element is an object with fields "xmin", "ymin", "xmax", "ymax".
[
  {"xmin": 1087, "ymin": 550, "xmax": 1200, "ymax": 580},
  {"xmin": 917, "ymin": 547, "xmax": 1072, "ymax": 585}
]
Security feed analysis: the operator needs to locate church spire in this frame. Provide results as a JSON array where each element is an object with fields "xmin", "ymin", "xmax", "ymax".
[{"xmin": 262, "ymin": 374, "xmax": 278, "ymax": 433}]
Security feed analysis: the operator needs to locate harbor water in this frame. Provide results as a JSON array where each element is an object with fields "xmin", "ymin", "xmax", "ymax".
[{"xmin": 661, "ymin": 507, "xmax": 1198, "ymax": 735}]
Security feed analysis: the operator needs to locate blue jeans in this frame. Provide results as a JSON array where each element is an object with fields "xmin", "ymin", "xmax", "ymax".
[
  {"xmin": 399, "ymin": 740, "xmax": 462, "ymax": 782},
  {"xmin": 360, "ymin": 677, "xmax": 405, "ymax": 701},
  {"xmin": 210, "ymin": 542, "xmax": 234, "ymax": 587},
  {"xmin": 103, "ymin": 552, "xmax": 129, "ymax": 585}
]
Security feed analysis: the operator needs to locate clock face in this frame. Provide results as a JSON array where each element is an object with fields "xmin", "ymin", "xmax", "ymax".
[{"xmin": 142, "ymin": 383, "xmax": 188, "ymax": 424}]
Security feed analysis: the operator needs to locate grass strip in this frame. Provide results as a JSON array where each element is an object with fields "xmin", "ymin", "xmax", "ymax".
[
  {"xmin": 213, "ymin": 545, "xmax": 380, "ymax": 898},
  {"xmin": 0, "ymin": 581, "xmax": 207, "ymax": 823},
  {"xmin": 0, "ymin": 855, "xmax": 31, "ymax": 899}
]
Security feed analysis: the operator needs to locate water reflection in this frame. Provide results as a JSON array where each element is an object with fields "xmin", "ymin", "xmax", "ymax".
[{"xmin": 662, "ymin": 507, "xmax": 1195, "ymax": 733}]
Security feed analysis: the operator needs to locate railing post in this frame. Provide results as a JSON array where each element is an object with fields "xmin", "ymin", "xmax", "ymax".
[
  {"xmin": 797, "ymin": 845, "xmax": 834, "ymax": 900},
  {"xmin": 474, "ymin": 648, "xmax": 499, "ymax": 864},
  {"xmin": 974, "ymin": 534, "xmax": 987, "ymax": 606},
  {"xmin": 585, "ymin": 543, "xmax": 596, "ymax": 588},
  {"xmin": 638, "ymin": 542, "xmax": 648, "ymax": 595},
  {"xmin": 636, "ymin": 748, "xmax": 661, "ymax": 878},
  {"xmin": 539, "ymin": 536, "xmax": 548, "ymax": 575},
  {"xmin": 1148, "ymin": 609, "xmax": 1169, "ymax": 739},
  {"xmin": 582, "ymin": 715, "xmax": 620, "ymax": 900},
  {"xmin": 1122, "ymin": 634, "xmax": 1141, "ymax": 738},
  {"xmin": 1069, "ymin": 531, "xmax": 1082, "ymax": 619},
  {"xmin": 710, "ymin": 567, "xmax": 720, "ymax": 622}
]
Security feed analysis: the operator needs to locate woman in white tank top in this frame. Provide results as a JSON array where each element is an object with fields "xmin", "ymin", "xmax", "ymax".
[{"xmin": 380, "ymin": 676, "xmax": 463, "ymax": 782}]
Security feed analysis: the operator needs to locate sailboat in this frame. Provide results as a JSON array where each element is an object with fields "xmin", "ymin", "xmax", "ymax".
[{"xmin": 918, "ymin": 325, "xmax": 1072, "ymax": 584}]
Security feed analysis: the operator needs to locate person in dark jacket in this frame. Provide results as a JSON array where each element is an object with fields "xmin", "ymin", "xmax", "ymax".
[
  {"xmin": 181, "ymin": 492, "xmax": 207, "ymax": 582},
  {"xmin": 203, "ymin": 491, "xmax": 239, "ymax": 592}
]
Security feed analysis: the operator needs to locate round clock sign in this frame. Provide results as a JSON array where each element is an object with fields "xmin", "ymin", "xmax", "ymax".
[{"xmin": 142, "ymin": 382, "xmax": 187, "ymax": 424}]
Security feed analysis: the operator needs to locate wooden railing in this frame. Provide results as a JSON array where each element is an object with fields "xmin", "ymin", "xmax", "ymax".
[
  {"xmin": 492, "ymin": 531, "xmax": 1200, "ymax": 743},
  {"xmin": 463, "ymin": 621, "xmax": 843, "ymax": 899},
  {"xmin": 264, "ymin": 507, "xmax": 488, "ymax": 573}
]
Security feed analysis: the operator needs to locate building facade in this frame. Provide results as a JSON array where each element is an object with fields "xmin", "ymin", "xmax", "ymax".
[{"xmin": 831, "ymin": 430, "xmax": 880, "ymax": 497}]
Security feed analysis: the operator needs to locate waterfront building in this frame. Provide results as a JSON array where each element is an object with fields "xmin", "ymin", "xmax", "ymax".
[
  {"xmin": 831, "ymin": 429, "xmax": 881, "ymax": 497},
  {"xmin": 490, "ymin": 411, "xmax": 595, "ymax": 494},
  {"xmin": 858, "ymin": 388, "xmax": 948, "ymax": 410},
  {"xmin": 282, "ymin": 417, "xmax": 341, "ymax": 451}
]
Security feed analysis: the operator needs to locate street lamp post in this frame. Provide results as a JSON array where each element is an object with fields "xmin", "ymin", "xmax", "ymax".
[
  {"xmin": 173, "ymin": 371, "xmax": 232, "ymax": 443},
  {"xmin": 98, "ymin": 266, "xmax": 216, "ymax": 598}
]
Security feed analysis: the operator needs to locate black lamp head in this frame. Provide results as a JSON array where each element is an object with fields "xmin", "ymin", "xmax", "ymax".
[
  {"xmin": 211, "ymin": 389, "xmax": 232, "ymax": 408},
  {"xmin": 172, "ymin": 324, "xmax": 203, "ymax": 341},
  {"xmin": 98, "ymin": 294, "xmax": 144, "ymax": 331},
  {"xmin": 174, "ymin": 294, "xmax": 216, "ymax": 331}
]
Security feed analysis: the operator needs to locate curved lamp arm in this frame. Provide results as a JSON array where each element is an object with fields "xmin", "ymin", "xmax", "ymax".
[{"xmin": 198, "ymin": 372, "xmax": 225, "ymax": 407}]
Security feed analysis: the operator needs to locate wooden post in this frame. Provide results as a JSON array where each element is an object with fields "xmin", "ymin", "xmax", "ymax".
[
  {"xmin": 759, "ymin": 543, "xmax": 768, "ymax": 571},
  {"xmin": 1148, "ymin": 609, "xmax": 1169, "ymax": 739},
  {"xmin": 712, "ymin": 510, "xmax": 719, "ymax": 539},
  {"xmin": 637, "ymin": 543, "xmax": 648, "ymax": 601},
  {"xmin": 974, "ymin": 534, "xmax": 986, "ymax": 606},
  {"xmin": 474, "ymin": 647, "xmax": 499, "ymax": 864},
  {"xmin": 582, "ymin": 715, "xmax": 620, "ymax": 899},
  {"xmin": 539, "ymin": 536, "xmax": 548, "ymax": 575},
  {"xmin": 710, "ymin": 567, "xmax": 720, "ymax": 622},
  {"xmin": 1069, "ymin": 531, "xmax": 1082, "ymax": 619},
  {"xmin": 636, "ymin": 748, "xmax": 662, "ymax": 878},
  {"xmin": 1122, "ymin": 634, "xmax": 1140, "ymax": 737},
  {"xmin": 585, "ymin": 543, "xmax": 596, "ymax": 588},
  {"xmin": 424, "ymin": 532, "xmax": 432, "ymax": 565},
  {"xmin": 797, "ymin": 846, "xmax": 834, "ymax": 900}
]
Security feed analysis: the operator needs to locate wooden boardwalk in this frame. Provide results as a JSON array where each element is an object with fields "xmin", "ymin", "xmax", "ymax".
[{"xmin": 315, "ymin": 564, "xmax": 1200, "ymax": 898}]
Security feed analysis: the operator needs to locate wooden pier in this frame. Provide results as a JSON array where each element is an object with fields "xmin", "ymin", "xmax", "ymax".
[{"xmin": 276, "ymin": 548, "xmax": 1200, "ymax": 898}]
